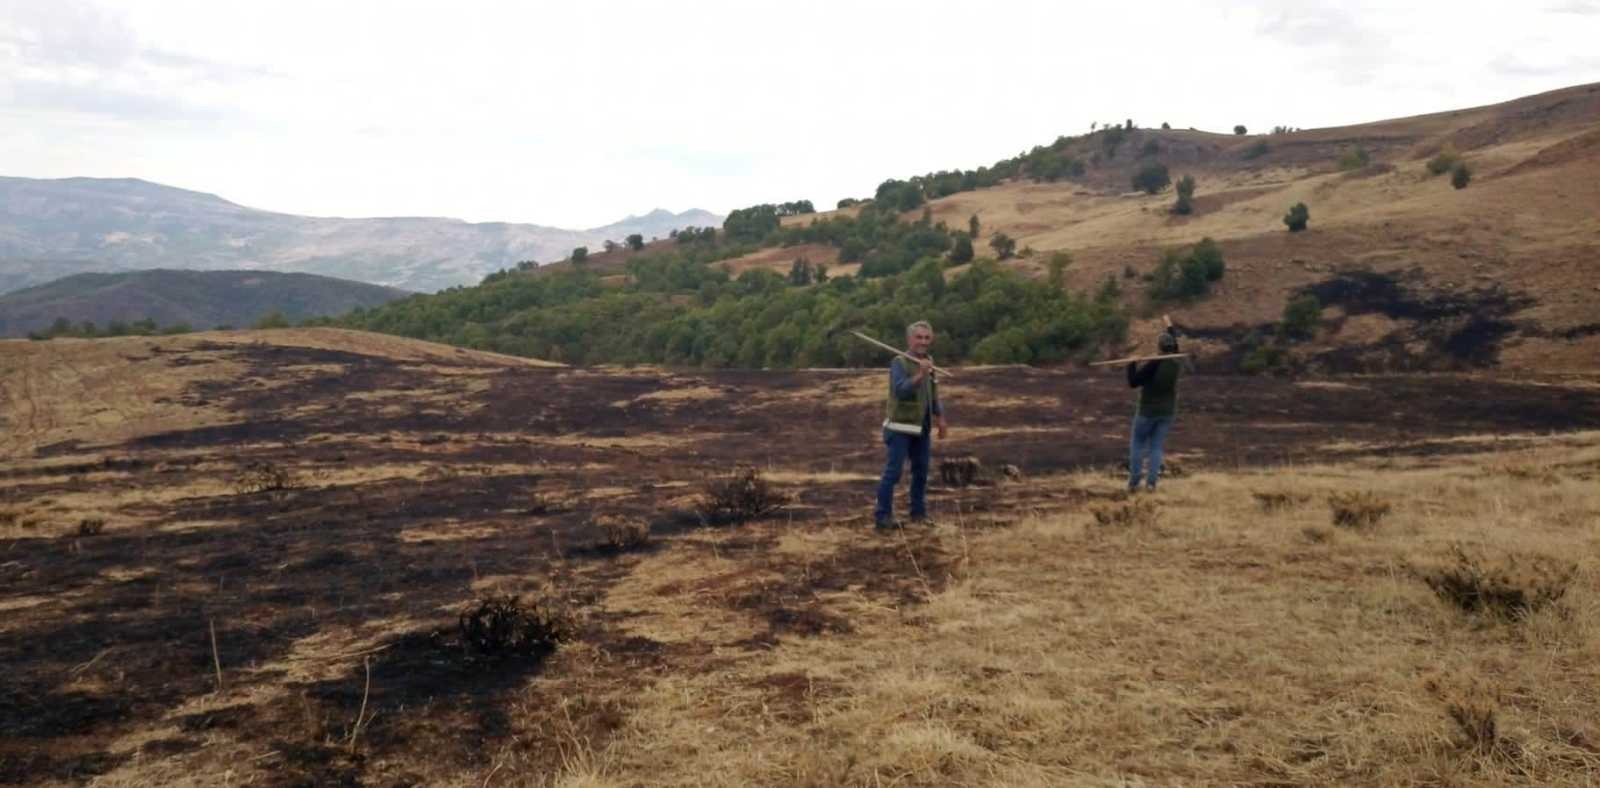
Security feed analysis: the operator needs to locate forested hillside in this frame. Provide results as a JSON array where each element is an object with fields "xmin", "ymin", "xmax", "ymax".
[{"xmin": 333, "ymin": 203, "xmax": 1129, "ymax": 366}]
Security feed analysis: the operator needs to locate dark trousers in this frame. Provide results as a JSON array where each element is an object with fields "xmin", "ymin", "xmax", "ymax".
[{"xmin": 875, "ymin": 428, "xmax": 930, "ymax": 522}]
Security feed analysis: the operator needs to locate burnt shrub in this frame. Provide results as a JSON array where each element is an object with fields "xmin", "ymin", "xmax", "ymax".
[
  {"xmin": 1416, "ymin": 544, "xmax": 1577, "ymax": 618},
  {"xmin": 233, "ymin": 461, "xmax": 299, "ymax": 494},
  {"xmin": 697, "ymin": 466, "xmax": 788, "ymax": 525},
  {"xmin": 939, "ymin": 456, "xmax": 983, "ymax": 488},
  {"xmin": 593, "ymin": 515, "xmax": 651, "ymax": 553},
  {"xmin": 457, "ymin": 595, "xmax": 576, "ymax": 660}
]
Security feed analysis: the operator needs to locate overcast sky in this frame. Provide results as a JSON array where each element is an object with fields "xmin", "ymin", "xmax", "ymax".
[{"xmin": 3, "ymin": 0, "xmax": 1597, "ymax": 228}]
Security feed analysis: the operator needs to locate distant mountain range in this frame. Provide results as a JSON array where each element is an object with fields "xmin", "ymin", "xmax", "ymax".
[
  {"xmin": 0, "ymin": 269, "xmax": 411, "ymax": 337},
  {"xmin": 0, "ymin": 177, "xmax": 723, "ymax": 293}
]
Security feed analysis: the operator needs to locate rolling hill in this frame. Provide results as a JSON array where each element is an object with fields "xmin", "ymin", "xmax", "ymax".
[
  {"xmin": 0, "ymin": 176, "xmax": 721, "ymax": 294},
  {"xmin": 0, "ymin": 269, "xmax": 412, "ymax": 337}
]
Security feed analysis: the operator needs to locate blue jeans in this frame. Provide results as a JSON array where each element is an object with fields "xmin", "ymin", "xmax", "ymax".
[
  {"xmin": 875, "ymin": 428, "xmax": 931, "ymax": 522},
  {"xmin": 1128, "ymin": 415, "xmax": 1175, "ymax": 489}
]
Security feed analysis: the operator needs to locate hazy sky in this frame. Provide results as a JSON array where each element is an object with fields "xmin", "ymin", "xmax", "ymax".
[{"xmin": 3, "ymin": 0, "xmax": 1597, "ymax": 228}]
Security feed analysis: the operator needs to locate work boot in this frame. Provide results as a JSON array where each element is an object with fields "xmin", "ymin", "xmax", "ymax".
[
  {"xmin": 909, "ymin": 515, "xmax": 937, "ymax": 528},
  {"xmin": 874, "ymin": 517, "xmax": 902, "ymax": 532}
]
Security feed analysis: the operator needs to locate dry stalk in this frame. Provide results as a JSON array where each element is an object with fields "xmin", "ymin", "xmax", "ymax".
[
  {"xmin": 348, "ymin": 656, "xmax": 372, "ymax": 754},
  {"xmin": 209, "ymin": 619, "xmax": 223, "ymax": 692}
]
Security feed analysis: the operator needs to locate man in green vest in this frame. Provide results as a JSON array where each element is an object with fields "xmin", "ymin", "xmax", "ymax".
[
  {"xmin": 874, "ymin": 321, "xmax": 946, "ymax": 530},
  {"xmin": 1125, "ymin": 331, "xmax": 1182, "ymax": 492}
]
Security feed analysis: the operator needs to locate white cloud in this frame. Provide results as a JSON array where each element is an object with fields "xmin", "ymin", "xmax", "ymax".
[{"xmin": 2, "ymin": 0, "xmax": 1598, "ymax": 227}]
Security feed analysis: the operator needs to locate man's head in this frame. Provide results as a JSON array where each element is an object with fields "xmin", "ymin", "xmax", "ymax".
[
  {"xmin": 1157, "ymin": 331, "xmax": 1179, "ymax": 354},
  {"xmin": 906, "ymin": 321, "xmax": 934, "ymax": 356}
]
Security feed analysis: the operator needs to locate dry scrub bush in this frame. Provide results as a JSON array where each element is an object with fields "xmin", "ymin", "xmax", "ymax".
[
  {"xmin": 76, "ymin": 517, "xmax": 106, "ymax": 536},
  {"xmin": 1416, "ymin": 544, "xmax": 1578, "ymax": 618},
  {"xmin": 1253, "ymin": 491, "xmax": 1311, "ymax": 512},
  {"xmin": 1300, "ymin": 526, "xmax": 1335, "ymax": 544},
  {"xmin": 458, "ymin": 594, "xmax": 576, "ymax": 661},
  {"xmin": 1090, "ymin": 498, "xmax": 1160, "ymax": 529},
  {"xmin": 697, "ymin": 466, "xmax": 788, "ymax": 525},
  {"xmin": 233, "ymin": 460, "xmax": 300, "ymax": 494},
  {"xmin": 0, "ymin": 509, "xmax": 17, "ymax": 526},
  {"xmin": 1328, "ymin": 491, "xmax": 1392, "ymax": 529},
  {"xmin": 594, "ymin": 515, "xmax": 650, "ymax": 552}
]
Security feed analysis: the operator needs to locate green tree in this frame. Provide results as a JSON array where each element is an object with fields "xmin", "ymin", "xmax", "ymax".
[
  {"xmin": 1282, "ymin": 294, "xmax": 1322, "ymax": 340},
  {"xmin": 1173, "ymin": 174, "xmax": 1196, "ymax": 215},
  {"xmin": 1338, "ymin": 146, "xmax": 1370, "ymax": 171},
  {"xmin": 950, "ymin": 233, "xmax": 974, "ymax": 263},
  {"xmin": 989, "ymin": 232, "xmax": 1017, "ymax": 260},
  {"xmin": 968, "ymin": 213, "xmax": 980, "ymax": 238},
  {"xmin": 572, "ymin": 246, "xmax": 589, "ymax": 263},
  {"xmin": 1451, "ymin": 161, "xmax": 1472, "ymax": 189},
  {"xmin": 1283, "ymin": 202, "xmax": 1309, "ymax": 232},
  {"xmin": 1131, "ymin": 162, "xmax": 1171, "ymax": 194},
  {"xmin": 1047, "ymin": 251, "xmax": 1072, "ymax": 289},
  {"xmin": 1160, "ymin": 121, "xmax": 1171, "ymax": 130},
  {"xmin": 788, "ymin": 257, "xmax": 814, "ymax": 286},
  {"xmin": 1233, "ymin": 125, "xmax": 1248, "ymax": 135},
  {"xmin": 626, "ymin": 233, "xmax": 645, "ymax": 251},
  {"xmin": 254, "ymin": 311, "xmax": 290, "ymax": 329},
  {"xmin": 724, "ymin": 204, "xmax": 781, "ymax": 242}
]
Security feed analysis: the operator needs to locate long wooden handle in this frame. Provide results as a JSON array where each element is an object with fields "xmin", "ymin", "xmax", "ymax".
[
  {"xmin": 1088, "ymin": 352, "xmax": 1189, "ymax": 367},
  {"xmin": 849, "ymin": 330, "xmax": 955, "ymax": 378}
]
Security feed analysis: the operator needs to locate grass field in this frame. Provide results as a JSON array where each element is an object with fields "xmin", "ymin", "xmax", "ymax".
[{"xmin": 2, "ymin": 329, "xmax": 1598, "ymax": 785}]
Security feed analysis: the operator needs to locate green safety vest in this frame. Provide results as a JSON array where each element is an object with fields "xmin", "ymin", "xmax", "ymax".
[{"xmin": 884, "ymin": 356, "xmax": 937, "ymax": 434}]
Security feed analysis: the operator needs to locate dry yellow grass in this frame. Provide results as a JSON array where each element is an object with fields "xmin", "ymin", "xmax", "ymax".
[{"xmin": 522, "ymin": 432, "xmax": 1600, "ymax": 787}]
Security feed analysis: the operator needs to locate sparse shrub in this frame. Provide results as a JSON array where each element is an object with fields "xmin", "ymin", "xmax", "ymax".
[
  {"xmin": 940, "ymin": 456, "xmax": 983, "ymax": 488},
  {"xmin": 233, "ymin": 461, "xmax": 299, "ymax": 494},
  {"xmin": 1233, "ymin": 125, "xmax": 1248, "ymax": 135},
  {"xmin": 1338, "ymin": 146, "xmax": 1370, "ymax": 171},
  {"xmin": 1140, "ymin": 139, "xmax": 1160, "ymax": 157},
  {"xmin": 1131, "ymin": 161, "xmax": 1171, "ymax": 194},
  {"xmin": 697, "ymin": 466, "xmax": 788, "ymax": 525},
  {"xmin": 1417, "ymin": 544, "xmax": 1577, "ymax": 618},
  {"xmin": 1300, "ymin": 526, "xmax": 1334, "ymax": 544},
  {"xmin": 1173, "ymin": 174, "xmax": 1196, "ymax": 215},
  {"xmin": 1426, "ymin": 144, "xmax": 1460, "ymax": 176},
  {"xmin": 1281, "ymin": 294, "xmax": 1322, "ymax": 340},
  {"xmin": 1451, "ymin": 161, "xmax": 1472, "ymax": 189},
  {"xmin": 1242, "ymin": 140, "xmax": 1271, "ymax": 160},
  {"xmin": 77, "ymin": 517, "xmax": 106, "ymax": 536},
  {"xmin": 1239, "ymin": 344, "xmax": 1286, "ymax": 375},
  {"xmin": 1254, "ymin": 491, "xmax": 1311, "ymax": 512},
  {"xmin": 1327, "ymin": 491, "xmax": 1391, "ymax": 529},
  {"xmin": 457, "ymin": 594, "xmax": 576, "ymax": 660},
  {"xmin": 1283, "ymin": 202, "xmax": 1310, "ymax": 232},
  {"xmin": 1091, "ymin": 498, "xmax": 1160, "ymax": 529},
  {"xmin": 593, "ymin": 515, "xmax": 651, "ymax": 552},
  {"xmin": 0, "ymin": 509, "xmax": 16, "ymax": 527}
]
